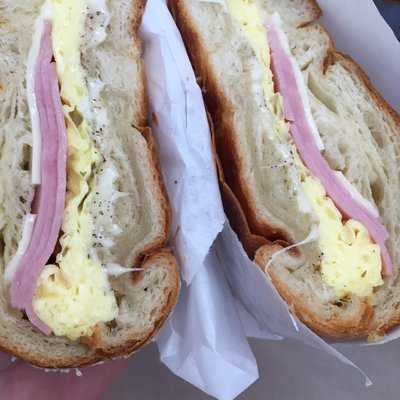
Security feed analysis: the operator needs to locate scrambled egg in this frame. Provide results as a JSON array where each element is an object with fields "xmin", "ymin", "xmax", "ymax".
[
  {"xmin": 225, "ymin": 0, "xmax": 274, "ymax": 97},
  {"xmin": 301, "ymin": 172, "xmax": 383, "ymax": 297},
  {"xmin": 225, "ymin": 0, "xmax": 383, "ymax": 297},
  {"xmin": 225, "ymin": 0, "xmax": 288, "ymax": 134},
  {"xmin": 33, "ymin": 0, "xmax": 118, "ymax": 340}
]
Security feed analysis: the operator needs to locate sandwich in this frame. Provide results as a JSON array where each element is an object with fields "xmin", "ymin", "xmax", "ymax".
[
  {"xmin": 0, "ymin": 0, "xmax": 179, "ymax": 367},
  {"xmin": 169, "ymin": 0, "xmax": 400, "ymax": 339}
]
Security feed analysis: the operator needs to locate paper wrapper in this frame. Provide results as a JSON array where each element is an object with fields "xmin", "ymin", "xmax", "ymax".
[
  {"xmin": 140, "ymin": 0, "xmax": 400, "ymax": 398},
  {"xmin": 0, "ymin": 0, "xmax": 398, "ymax": 399},
  {"xmin": 140, "ymin": 2, "xmax": 258, "ymax": 398}
]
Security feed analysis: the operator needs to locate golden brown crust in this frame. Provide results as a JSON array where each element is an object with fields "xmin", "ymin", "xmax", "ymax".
[
  {"xmin": 131, "ymin": 0, "xmax": 148, "ymax": 127},
  {"xmin": 319, "ymin": 34, "xmax": 400, "ymax": 337},
  {"xmin": 209, "ymin": 111, "xmax": 271, "ymax": 258},
  {"xmin": 169, "ymin": 0, "xmax": 293, "ymax": 243},
  {"xmin": 255, "ymin": 245, "xmax": 374, "ymax": 339},
  {"xmin": 0, "ymin": 250, "xmax": 180, "ymax": 369},
  {"xmin": 170, "ymin": 0, "xmax": 400, "ymax": 338},
  {"xmin": 123, "ymin": 0, "xmax": 177, "ymax": 345},
  {"xmin": 327, "ymin": 51, "xmax": 400, "ymax": 128},
  {"xmin": 0, "ymin": 0, "xmax": 179, "ymax": 368},
  {"xmin": 297, "ymin": 0, "xmax": 322, "ymax": 28},
  {"xmin": 126, "ymin": 0, "xmax": 171, "ymax": 265},
  {"xmin": 130, "ymin": 0, "xmax": 171, "ymax": 265},
  {"xmin": 130, "ymin": 126, "xmax": 172, "ymax": 266},
  {"xmin": 81, "ymin": 249, "xmax": 180, "ymax": 367},
  {"xmin": 291, "ymin": 50, "xmax": 400, "ymax": 338},
  {"xmin": 375, "ymin": 314, "xmax": 400, "ymax": 337}
]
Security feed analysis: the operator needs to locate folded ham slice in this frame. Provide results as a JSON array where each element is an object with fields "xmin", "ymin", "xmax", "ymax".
[
  {"xmin": 10, "ymin": 21, "xmax": 67, "ymax": 333},
  {"xmin": 266, "ymin": 16, "xmax": 393, "ymax": 276}
]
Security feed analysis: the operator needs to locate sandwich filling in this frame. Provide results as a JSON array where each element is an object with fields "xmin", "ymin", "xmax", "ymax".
[
  {"xmin": 225, "ymin": 0, "xmax": 392, "ymax": 297},
  {"xmin": 8, "ymin": 21, "xmax": 67, "ymax": 335},
  {"xmin": 6, "ymin": 0, "xmax": 119, "ymax": 340}
]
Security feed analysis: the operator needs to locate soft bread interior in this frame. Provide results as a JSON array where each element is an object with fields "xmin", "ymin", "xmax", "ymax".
[
  {"xmin": 0, "ymin": 250, "xmax": 178, "ymax": 368},
  {"xmin": 0, "ymin": 0, "xmax": 167, "ymax": 270},
  {"xmin": 171, "ymin": 0, "xmax": 400, "ymax": 338},
  {"xmin": 0, "ymin": 0, "xmax": 179, "ymax": 367},
  {"xmin": 170, "ymin": 1, "xmax": 319, "ymax": 245},
  {"xmin": 289, "ymin": 25, "xmax": 400, "ymax": 336},
  {"xmin": 81, "ymin": 0, "xmax": 169, "ymax": 267}
]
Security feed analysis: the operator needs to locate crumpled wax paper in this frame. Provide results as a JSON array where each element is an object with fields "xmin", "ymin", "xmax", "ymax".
[
  {"xmin": 140, "ymin": 1, "xmax": 259, "ymax": 399},
  {"xmin": 1, "ymin": 0, "xmax": 398, "ymax": 399},
  {"xmin": 139, "ymin": 0, "xmax": 225, "ymax": 285},
  {"xmin": 139, "ymin": 0, "xmax": 400, "ymax": 398}
]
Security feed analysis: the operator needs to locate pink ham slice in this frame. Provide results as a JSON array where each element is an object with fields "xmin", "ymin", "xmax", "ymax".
[
  {"xmin": 10, "ymin": 21, "xmax": 67, "ymax": 333},
  {"xmin": 266, "ymin": 19, "xmax": 393, "ymax": 276}
]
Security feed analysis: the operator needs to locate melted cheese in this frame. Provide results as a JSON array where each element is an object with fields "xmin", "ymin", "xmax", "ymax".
[
  {"xmin": 298, "ymin": 159, "xmax": 383, "ymax": 297},
  {"xmin": 225, "ymin": 0, "xmax": 383, "ymax": 297},
  {"xmin": 33, "ymin": 0, "xmax": 117, "ymax": 340}
]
